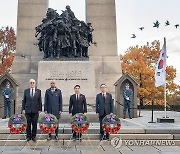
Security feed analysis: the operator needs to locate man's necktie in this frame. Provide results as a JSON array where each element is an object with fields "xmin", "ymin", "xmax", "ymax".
[
  {"xmin": 103, "ymin": 94, "xmax": 105, "ymax": 103},
  {"xmin": 31, "ymin": 88, "xmax": 34, "ymax": 98},
  {"xmin": 76, "ymin": 94, "xmax": 79, "ymax": 100}
]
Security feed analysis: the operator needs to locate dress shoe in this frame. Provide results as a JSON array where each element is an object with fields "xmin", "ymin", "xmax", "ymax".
[
  {"xmin": 100, "ymin": 134, "xmax": 104, "ymax": 140},
  {"xmin": 47, "ymin": 134, "xmax": 52, "ymax": 140},
  {"xmin": 106, "ymin": 134, "xmax": 110, "ymax": 141},
  {"xmin": 32, "ymin": 137, "xmax": 36, "ymax": 142},
  {"xmin": 26, "ymin": 137, "xmax": 31, "ymax": 142},
  {"xmin": 2, "ymin": 116, "xmax": 6, "ymax": 119},
  {"xmin": 55, "ymin": 135, "xmax": 59, "ymax": 141}
]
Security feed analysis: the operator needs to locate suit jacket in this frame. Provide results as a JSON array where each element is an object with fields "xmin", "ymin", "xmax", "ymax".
[
  {"xmin": 2, "ymin": 87, "xmax": 14, "ymax": 101},
  {"xmin": 69, "ymin": 94, "xmax": 87, "ymax": 115},
  {"xmin": 123, "ymin": 89, "xmax": 133, "ymax": 102},
  {"xmin": 44, "ymin": 87, "xmax": 63, "ymax": 119},
  {"xmin": 96, "ymin": 92, "xmax": 113, "ymax": 116},
  {"xmin": 22, "ymin": 88, "xmax": 42, "ymax": 113}
]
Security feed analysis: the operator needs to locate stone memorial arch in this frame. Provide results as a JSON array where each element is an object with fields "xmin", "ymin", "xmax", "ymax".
[
  {"xmin": 114, "ymin": 73, "xmax": 138, "ymax": 118},
  {"xmin": 11, "ymin": 0, "xmax": 122, "ymax": 111},
  {"xmin": 0, "ymin": 73, "xmax": 19, "ymax": 117}
]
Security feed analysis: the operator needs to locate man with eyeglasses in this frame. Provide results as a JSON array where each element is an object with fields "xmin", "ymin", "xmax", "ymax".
[
  {"xmin": 44, "ymin": 80, "xmax": 63, "ymax": 141},
  {"xmin": 22, "ymin": 79, "xmax": 42, "ymax": 142},
  {"xmin": 96, "ymin": 84, "xmax": 113, "ymax": 140}
]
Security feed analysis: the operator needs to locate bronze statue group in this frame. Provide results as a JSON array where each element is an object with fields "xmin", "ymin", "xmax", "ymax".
[{"xmin": 35, "ymin": 6, "xmax": 96, "ymax": 59}]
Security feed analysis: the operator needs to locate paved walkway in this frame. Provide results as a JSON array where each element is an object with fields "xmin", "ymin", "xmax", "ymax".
[{"xmin": 0, "ymin": 145, "xmax": 180, "ymax": 154}]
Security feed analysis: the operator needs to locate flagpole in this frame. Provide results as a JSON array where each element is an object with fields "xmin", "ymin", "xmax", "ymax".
[{"xmin": 164, "ymin": 37, "xmax": 167, "ymax": 118}]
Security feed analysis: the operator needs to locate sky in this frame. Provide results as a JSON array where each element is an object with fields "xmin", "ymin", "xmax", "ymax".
[{"xmin": 0, "ymin": 0, "xmax": 180, "ymax": 84}]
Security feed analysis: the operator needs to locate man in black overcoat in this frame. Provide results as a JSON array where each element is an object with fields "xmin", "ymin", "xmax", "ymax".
[
  {"xmin": 22, "ymin": 79, "xmax": 42, "ymax": 142},
  {"xmin": 44, "ymin": 80, "xmax": 63, "ymax": 141}
]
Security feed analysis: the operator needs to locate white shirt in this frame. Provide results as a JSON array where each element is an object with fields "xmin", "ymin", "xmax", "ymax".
[
  {"xmin": 102, "ymin": 92, "xmax": 106, "ymax": 97},
  {"xmin": 76, "ymin": 94, "xmax": 80, "ymax": 100}
]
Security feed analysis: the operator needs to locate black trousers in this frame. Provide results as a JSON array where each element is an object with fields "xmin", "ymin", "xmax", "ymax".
[
  {"xmin": 71, "ymin": 113, "xmax": 82, "ymax": 138},
  {"xmin": 25, "ymin": 112, "xmax": 39, "ymax": 138},
  {"xmin": 49, "ymin": 118, "xmax": 59, "ymax": 136},
  {"xmin": 99, "ymin": 111, "xmax": 109, "ymax": 137},
  {"xmin": 72, "ymin": 123, "xmax": 82, "ymax": 139}
]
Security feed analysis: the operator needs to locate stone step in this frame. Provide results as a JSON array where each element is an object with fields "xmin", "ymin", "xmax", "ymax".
[
  {"xmin": 0, "ymin": 134, "xmax": 174, "ymax": 140},
  {"xmin": 1, "ymin": 127, "xmax": 180, "ymax": 134},
  {"xmin": 0, "ymin": 128, "xmax": 145, "ymax": 134},
  {"xmin": 0, "ymin": 140, "xmax": 110, "ymax": 146}
]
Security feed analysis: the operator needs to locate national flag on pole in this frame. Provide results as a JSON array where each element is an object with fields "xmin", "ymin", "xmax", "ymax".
[{"xmin": 155, "ymin": 38, "xmax": 166, "ymax": 87}]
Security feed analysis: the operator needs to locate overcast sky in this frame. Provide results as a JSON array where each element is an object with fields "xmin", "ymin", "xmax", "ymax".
[{"xmin": 0, "ymin": 0, "xmax": 180, "ymax": 84}]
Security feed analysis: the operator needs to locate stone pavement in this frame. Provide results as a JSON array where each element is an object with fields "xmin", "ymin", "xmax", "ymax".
[{"xmin": 0, "ymin": 145, "xmax": 180, "ymax": 154}]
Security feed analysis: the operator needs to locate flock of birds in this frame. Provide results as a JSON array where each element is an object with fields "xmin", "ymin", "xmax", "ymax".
[{"xmin": 131, "ymin": 20, "xmax": 179, "ymax": 38}]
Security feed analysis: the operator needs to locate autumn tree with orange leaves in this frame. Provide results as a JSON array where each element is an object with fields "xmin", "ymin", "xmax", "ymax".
[
  {"xmin": 0, "ymin": 26, "xmax": 16, "ymax": 75},
  {"xmin": 120, "ymin": 40, "xmax": 180, "ymax": 106}
]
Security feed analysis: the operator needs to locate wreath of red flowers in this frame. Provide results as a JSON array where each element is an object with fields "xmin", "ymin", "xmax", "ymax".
[
  {"xmin": 71, "ymin": 113, "xmax": 89, "ymax": 133},
  {"xmin": 38, "ymin": 114, "xmax": 58, "ymax": 133},
  {"xmin": 102, "ymin": 113, "xmax": 121, "ymax": 134},
  {"xmin": 8, "ymin": 114, "xmax": 27, "ymax": 134}
]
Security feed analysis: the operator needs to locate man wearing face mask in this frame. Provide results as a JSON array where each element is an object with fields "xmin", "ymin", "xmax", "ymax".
[
  {"xmin": 22, "ymin": 79, "xmax": 42, "ymax": 142},
  {"xmin": 44, "ymin": 80, "xmax": 63, "ymax": 141}
]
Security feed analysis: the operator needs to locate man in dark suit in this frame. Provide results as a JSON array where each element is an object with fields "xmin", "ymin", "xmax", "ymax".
[
  {"xmin": 96, "ymin": 84, "xmax": 113, "ymax": 140},
  {"xmin": 22, "ymin": 79, "xmax": 42, "ymax": 142},
  {"xmin": 2, "ymin": 82, "xmax": 14, "ymax": 119},
  {"xmin": 123, "ymin": 83, "xmax": 133, "ymax": 119},
  {"xmin": 69, "ymin": 85, "xmax": 87, "ymax": 140},
  {"xmin": 44, "ymin": 80, "xmax": 63, "ymax": 141}
]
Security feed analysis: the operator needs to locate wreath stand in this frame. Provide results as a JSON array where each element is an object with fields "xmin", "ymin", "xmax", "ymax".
[
  {"xmin": 2, "ymin": 123, "xmax": 30, "ymax": 153},
  {"xmin": 34, "ymin": 117, "xmax": 63, "ymax": 152},
  {"xmin": 64, "ymin": 123, "xmax": 104, "ymax": 152}
]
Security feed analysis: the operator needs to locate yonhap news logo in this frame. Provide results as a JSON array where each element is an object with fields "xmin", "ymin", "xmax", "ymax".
[
  {"xmin": 111, "ymin": 137, "xmax": 122, "ymax": 149},
  {"xmin": 124, "ymin": 140, "xmax": 176, "ymax": 146},
  {"xmin": 111, "ymin": 137, "xmax": 176, "ymax": 149}
]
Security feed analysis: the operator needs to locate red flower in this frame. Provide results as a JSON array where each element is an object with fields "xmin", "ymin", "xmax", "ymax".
[
  {"xmin": 71, "ymin": 124, "xmax": 75, "ymax": 128},
  {"xmin": 74, "ymin": 127, "xmax": 78, "ymax": 132},
  {"xmin": 8, "ymin": 124, "xmax": 12, "ymax": 128},
  {"xmin": 117, "ymin": 123, "xmax": 121, "ymax": 127}
]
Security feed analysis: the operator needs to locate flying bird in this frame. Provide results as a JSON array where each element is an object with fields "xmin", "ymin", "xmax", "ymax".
[
  {"xmin": 175, "ymin": 24, "xmax": 179, "ymax": 29},
  {"xmin": 165, "ymin": 20, "xmax": 170, "ymax": 26},
  {"xmin": 139, "ymin": 27, "xmax": 144, "ymax": 31},
  {"xmin": 131, "ymin": 34, "xmax": 136, "ymax": 38},
  {"xmin": 153, "ymin": 20, "xmax": 160, "ymax": 28}
]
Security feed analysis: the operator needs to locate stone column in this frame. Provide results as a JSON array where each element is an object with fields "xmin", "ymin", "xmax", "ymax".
[
  {"xmin": 86, "ymin": 0, "xmax": 122, "ymax": 97},
  {"xmin": 16, "ymin": 0, "xmax": 48, "ymax": 57},
  {"xmin": 11, "ymin": 0, "xmax": 48, "ymax": 111}
]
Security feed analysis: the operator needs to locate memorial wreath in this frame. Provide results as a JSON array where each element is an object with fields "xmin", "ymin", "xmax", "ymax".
[
  {"xmin": 102, "ymin": 113, "xmax": 121, "ymax": 134},
  {"xmin": 39, "ymin": 114, "xmax": 58, "ymax": 133},
  {"xmin": 71, "ymin": 113, "xmax": 89, "ymax": 133},
  {"xmin": 8, "ymin": 114, "xmax": 27, "ymax": 134}
]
